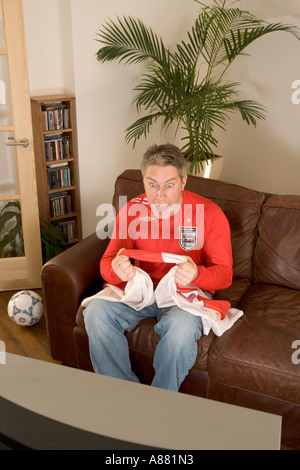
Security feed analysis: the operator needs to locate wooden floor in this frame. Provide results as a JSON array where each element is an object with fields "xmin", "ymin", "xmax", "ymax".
[{"xmin": 0, "ymin": 289, "xmax": 59, "ymax": 364}]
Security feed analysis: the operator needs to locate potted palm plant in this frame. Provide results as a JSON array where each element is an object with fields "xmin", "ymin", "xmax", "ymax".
[{"xmin": 96, "ymin": 0, "xmax": 300, "ymax": 174}]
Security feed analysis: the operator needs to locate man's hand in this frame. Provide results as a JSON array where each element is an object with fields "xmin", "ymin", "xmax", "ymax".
[
  {"xmin": 175, "ymin": 257, "xmax": 198, "ymax": 287},
  {"xmin": 111, "ymin": 251, "xmax": 135, "ymax": 282}
]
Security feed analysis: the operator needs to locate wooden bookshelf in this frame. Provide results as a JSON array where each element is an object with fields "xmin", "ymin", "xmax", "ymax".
[{"xmin": 31, "ymin": 95, "xmax": 82, "ymax": 244}]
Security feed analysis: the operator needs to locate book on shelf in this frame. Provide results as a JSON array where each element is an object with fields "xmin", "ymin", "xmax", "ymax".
[
  {"xmin": 55, "ymin": 218, "xmax": 77, "ymax": 241},
  {"xmin": 42, "ymin": 102, "xmax": 70, "ymax": 131},
  {"xmin": 47, "ymin": 162, "xmax": 72, "ymax": 190},
  {"xmin": 44, "ymin": 133, "xmax": 71, "ymax": 161},
  {"xmin": 49, "ymin": 191, "xmax": 72, "ymax": 218}
]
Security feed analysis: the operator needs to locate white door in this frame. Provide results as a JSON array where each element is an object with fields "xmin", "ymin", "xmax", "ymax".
[{"xmin": 0, "ymin": 0, "xmax": 42, "ymax": 290}]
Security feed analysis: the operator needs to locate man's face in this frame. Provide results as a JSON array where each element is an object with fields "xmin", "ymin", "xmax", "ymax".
[{"xmin": 143, "ymin": 165, "xmax": 187, "ymax": 219}]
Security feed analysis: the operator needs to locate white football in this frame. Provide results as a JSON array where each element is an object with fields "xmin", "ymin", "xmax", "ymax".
[{"xmin": 7, "ymin": 290, "xmax": 44, "ymax": 326}]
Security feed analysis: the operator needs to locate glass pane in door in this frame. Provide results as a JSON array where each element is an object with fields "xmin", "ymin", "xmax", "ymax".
[
  {"xmin": 0, "ymin": 199, "xmax": 24, "ymax": 258},
  {"xmin": 0, "ymin": 55, "xmax": 12, "ymax": 126},
  {"xmin": 0, "ymin": 131, "xmax": 19, "ymax": 195}
]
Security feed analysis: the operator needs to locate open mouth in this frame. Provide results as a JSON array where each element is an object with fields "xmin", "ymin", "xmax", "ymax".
[
  {"xmin": 155, "ymin": 203, "xmax": 169, "ymax": 212},
  {"xmin": 150, "ymin": 203, "xmax": 179, "ymax": 219}
]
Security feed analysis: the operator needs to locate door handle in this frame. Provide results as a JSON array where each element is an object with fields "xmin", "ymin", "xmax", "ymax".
[{"xmin": 6, "ymin": 137, "xmax": 30, "ymax": 148}]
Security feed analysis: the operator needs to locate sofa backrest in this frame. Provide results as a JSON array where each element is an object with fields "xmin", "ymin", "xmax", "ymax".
[
  {"xmin": 253, "ymin": 195, "xmax": 300, "ymax": 290},
  {"xmin": 113, "ymin": 170, "xmax": 266, "ymax": 280}
]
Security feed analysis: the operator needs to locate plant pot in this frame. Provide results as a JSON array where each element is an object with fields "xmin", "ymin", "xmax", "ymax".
[{"xmin": 188, "ymin": 155, "xmax": 224, "ymax": 179}]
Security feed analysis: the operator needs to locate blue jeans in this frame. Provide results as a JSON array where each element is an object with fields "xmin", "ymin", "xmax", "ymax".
[{"xmin": 83, "ymin": 297, "xmax": 209, "ymax": 392}]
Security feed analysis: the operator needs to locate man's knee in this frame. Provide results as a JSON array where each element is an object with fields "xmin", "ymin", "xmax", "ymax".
[
  {"xmin": 84, "ymin": 299, "xmax": 144, "ymax": 333},
  {"xmin": 155, "ymin": 307, "xmax": 203, "ymax": 341},
  {"xmin": 83, "ymin": 298, "xmax": 111, "ymax": 330}
]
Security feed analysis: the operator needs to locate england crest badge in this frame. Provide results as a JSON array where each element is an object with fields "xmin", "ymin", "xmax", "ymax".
[{"xmin": 179, "ymin": 226, "xmax": 197, "ymax": 251}]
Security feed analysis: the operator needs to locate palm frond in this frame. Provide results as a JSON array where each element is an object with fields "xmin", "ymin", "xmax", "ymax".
[
  {"xmin": 224, "ymin": 22, "xmax": 300, "ymax": 65},
  {"xmin": 231, "ymin": 99, "xmax": 266, "ymax": 126},
  {"xmin": 175, "ymin": 4, "xmax": 300, "ymax": 80},
  {"xmin": 125, "ymin": 113, "xmax": 162, "ymax": 146},
  {"xmin": 96, "ymin": 16, "xmax": 170, "ymax": 66},
  {"xmin": 174, "ymin": 5, "xmax": 250, "ymax": 76},
  {"xmin": 133, "ymin": 63, "xmax": 191, "ymax": 116}
]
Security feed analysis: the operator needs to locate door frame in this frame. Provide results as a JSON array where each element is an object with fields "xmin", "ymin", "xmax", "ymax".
[{"xmin": 0, "ymin": 0, "xmax": 42, "ymax": 290}]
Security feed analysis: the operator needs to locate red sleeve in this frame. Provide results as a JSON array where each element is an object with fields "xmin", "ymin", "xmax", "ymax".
[
  {"xmin": 193, "ymin": 204, "xmax": 233, "ymax": 293},
  {"xmin": 100, "ymin": 204, "xmax": 134, "ymax": 285}
]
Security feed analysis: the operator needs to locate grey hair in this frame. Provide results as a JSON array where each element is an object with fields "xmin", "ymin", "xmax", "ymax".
[{"xmin": 141, "ymin": 143, "xmax": 187, "ymax": 180}]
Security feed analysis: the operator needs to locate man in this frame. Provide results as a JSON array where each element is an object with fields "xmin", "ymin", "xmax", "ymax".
[{"xmin": 84, "ymin": 143, "xmax": 233, "ymax": 391}]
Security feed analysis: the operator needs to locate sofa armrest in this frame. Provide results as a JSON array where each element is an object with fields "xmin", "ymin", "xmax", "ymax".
[{"xmin": 41, "ymin": 232, "xmax": 109, "ymax": 367}]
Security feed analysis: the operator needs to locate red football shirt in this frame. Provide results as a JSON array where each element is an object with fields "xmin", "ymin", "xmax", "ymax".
[{"xmin": 100, "ymin": 190, "xmax": 233, "ymax": 294}]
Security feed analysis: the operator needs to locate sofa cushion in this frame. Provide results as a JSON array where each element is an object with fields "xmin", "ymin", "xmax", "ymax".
[
  {"xmin": 214, "ymin": 278, "xmax": 251, "ymax": 307},
  {"xmin": 113, "ymin": 170, "xmax": 266, "ymax": 280},
  {"xmin": 113, "ymin": 170, "xmax": 144, "ymax": 211},
  {"xmin": 208, "ymin": 283, "xmax": 300, "ymax": 404},
  {"xmin": 254, "ymin": 195, "xmax": 300, "ymax": 290}
]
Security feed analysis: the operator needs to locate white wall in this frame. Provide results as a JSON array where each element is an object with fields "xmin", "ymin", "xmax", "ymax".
[
  {"xmin": 23, "ymin": 0, "xmax": 300, "ymax": 238},
  {"xmin": 23, "ymin": 0, "xmax": 73, "ymax": 95},
  {"xmin": 70, "ymin": 0, "xmax": 200, "ymax": 237},
  {"xmin": 218, "ymin": 0, "xmax": 300, "ymax": 195}
]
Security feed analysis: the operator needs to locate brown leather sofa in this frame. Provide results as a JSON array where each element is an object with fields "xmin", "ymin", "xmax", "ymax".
[{"xmin": 42, "ymin": 169, "xmax": 300, "ymax": 449}]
